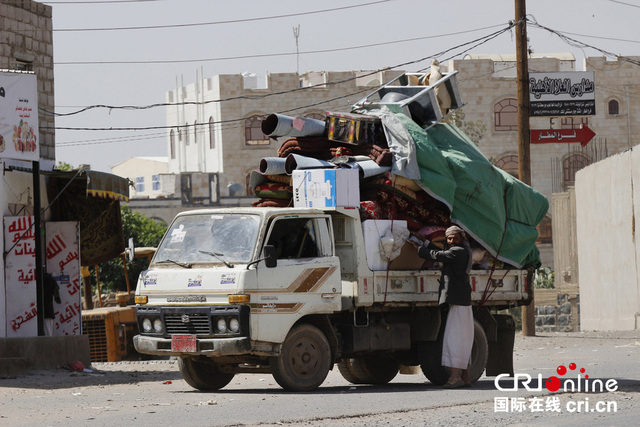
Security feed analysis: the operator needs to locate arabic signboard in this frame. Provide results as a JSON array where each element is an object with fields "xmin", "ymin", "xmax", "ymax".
[
  {"xmin": 46, "ymin": 222, "xmax": 82, "ymax": 336},
  {"xmin": 529, "ymin": 72, "xmax": 595, "ymax": 117},
  {"xmin": 0, "ymin": 72, "xmax": 39, "ymax": 161},
  {"xmin": 3, "ymin": 216, "xmax": 37, "ymax": 337},
  {"xmin": 531, "ymin": 125, "xmax": 596, "ymax": 147}
]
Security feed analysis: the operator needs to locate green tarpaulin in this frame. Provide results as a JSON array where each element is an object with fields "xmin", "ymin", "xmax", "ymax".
[{"xmin": 395, "ymin": 114, "xmax": 549, "ymax": 268}]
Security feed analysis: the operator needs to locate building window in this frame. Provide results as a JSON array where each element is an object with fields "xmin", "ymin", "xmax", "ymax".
[
  {"xmin": 209, "ymin": 116, "xmax": 215, "ymax": 149},
  {"xmin": 608, "ymin": 99, "xmax": 619, "ymax": 115},
  {"xmin": 561, "ymin": 117, "xmax": 588, "ymax": 129},
  {"xmin": 193, "ymin": 121, "xmax": 198, "ymax": 144},
  {"xmin": 135, "ymin": 177, "xmax": 145, "ymax": 193},
  {"xmin": 494, "ymin": 98, "xmax": 518, "ymax": 131},
  {"xmin": 562, "ymin": 153, "xmax": 590, "ymax": 190},
  {"xmin": 536, "ymin": 215, "xmax": 552, "ymax": 244},
  {"xmin": 495, "ymin": 154, "xmax": 519, "ymax": 178},
  {"xmin": 15, "ymin": 60, "xmax": 33, "ymax": 72},
  {"xmin": 170, "ymin": 129, "xmax": 176, "ymax": 159},
  {"xmin": 152, "ymin": 175, "xmax": 160, "ymax": 191},
  {"xmin": 245, "ymin": 115, "xmax": 269, "ymax": 146}
]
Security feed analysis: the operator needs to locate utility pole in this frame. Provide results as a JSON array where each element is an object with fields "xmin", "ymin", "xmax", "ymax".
[{"xmin": 515, "ymin": 0, "xmax": 535, "ymax": 336}]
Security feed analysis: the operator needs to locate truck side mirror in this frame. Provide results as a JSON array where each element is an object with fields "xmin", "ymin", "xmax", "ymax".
[{"xmin": 264, "ymin": 245, "xmax": 277, "ymax": 268}]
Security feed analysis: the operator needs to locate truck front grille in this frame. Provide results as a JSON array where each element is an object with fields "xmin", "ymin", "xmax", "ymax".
[{"xmin": 164, "ymin": 313, "xmax": 210, "ymax": 334}]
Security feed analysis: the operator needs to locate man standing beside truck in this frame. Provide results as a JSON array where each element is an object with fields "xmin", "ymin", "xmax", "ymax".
[{"xmin": 416, "ymin": 225, "xmax": 473, "ymax": 388}]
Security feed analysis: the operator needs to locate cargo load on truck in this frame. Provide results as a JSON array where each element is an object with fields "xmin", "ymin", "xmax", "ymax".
[{"xmin": 253, "ymin": 67, "xmax": 548, "ymax": 270}]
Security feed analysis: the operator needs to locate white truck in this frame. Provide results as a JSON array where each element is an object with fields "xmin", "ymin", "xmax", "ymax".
[{"xmin": 133, "ymin": 206, "xmax": 531, "ymax": 391}]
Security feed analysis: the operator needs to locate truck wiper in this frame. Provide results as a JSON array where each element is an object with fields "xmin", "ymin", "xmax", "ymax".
[
  {"xmin": 198, "ymin": 250, "xmax": 234, "ymax": 268},
  {"xmin": 155, "ymin": 259, "xmax": 192, "ymax": 269}
]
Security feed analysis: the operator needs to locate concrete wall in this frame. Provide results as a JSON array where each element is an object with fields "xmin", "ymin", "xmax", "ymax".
[
  {"xmin": 0, "ymin": 335, "xmax": 90, "ymax": 375},
  {"xmin": 552, "ymin": 188, "xmax": 579, "ymax": 287},
  {"xmin": 575, "ymin": 147, "xmax": 640, "ymax": 330}
]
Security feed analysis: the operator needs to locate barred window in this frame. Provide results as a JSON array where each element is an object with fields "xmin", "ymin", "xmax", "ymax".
[
  {"xmin": 494, "ymin": 98, "xmax": 518, "ymax": 131},
  {"xmin": 562, "ymin": 153, "xmax": 590, "ymax": 190},
  {"xmin": 245, "ymin": 116, "xmax": 270, "ymax": 146},
  {"xmin": 495, "ymin": 154, "xmax": 519, "ymax": 178}
]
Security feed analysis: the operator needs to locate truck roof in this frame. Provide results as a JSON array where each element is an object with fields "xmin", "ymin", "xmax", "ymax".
[{"xmin": 173, "ymin": 206, "xmax": 361, "ymax": 220}]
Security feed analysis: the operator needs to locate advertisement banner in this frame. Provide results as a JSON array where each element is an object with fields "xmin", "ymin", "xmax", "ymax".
[
  {"xmin": 3, "ymin": 216, "xmax": 37, "ymax": 337},
  {"xmin": 0, "ymin": 72, "xmax": 39, "ymax": 161},
  {"xmin": 46, "ymin": 222, "xmax": 82, "ymax": 336},
  {"xmin": 529, "ymin": 72, "xmax": 596, "ymax": 117}
]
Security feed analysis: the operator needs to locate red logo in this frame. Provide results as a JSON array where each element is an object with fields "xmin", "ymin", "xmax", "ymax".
[{"xmin": 545, "ymin": 363, "xmax": 588, "ymax": 392}]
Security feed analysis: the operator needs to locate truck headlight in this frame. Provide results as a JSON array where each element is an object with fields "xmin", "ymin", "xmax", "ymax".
[
  {"xmin": 216, "ymin": 317, "xmax": 227, "ymax": 333},
  {"xmin": 153, "ymin": 318, "xmax": 164, "ymax": 333},
  {"xmin": 142, "ymin": 318, "xmax": 153, "ymax": 332},
  {"xmin": 229, "ymin": 317, "xmax": 240, "ymax": 333}
]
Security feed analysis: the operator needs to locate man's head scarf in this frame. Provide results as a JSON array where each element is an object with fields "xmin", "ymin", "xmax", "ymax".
[{"xmin": 445, "ymin": 225, "xmax": 465, "ymax": 237}]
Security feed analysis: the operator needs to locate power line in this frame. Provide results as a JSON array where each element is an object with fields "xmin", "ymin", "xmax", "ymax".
[
  {"xmin": 53, "ymin": 0, "xmax": 391, "ymax": 32},
  {"xmin": 528, "ymin": 18, "xmax": 640, "ymax": 67},
  {"xmin": 607, "ymin": 0, "xmax": 640, "ymax": 8},
  {"xmin": 43, "ymin": 0, "xmax": 160, "ymax": 3},
  {"xmin": 44, "ymin": 23, "xmax": 517, "ymax": 122},
  {"xmin": 54, "ymin": 23, "xmax": 506, "ymax": 66}
]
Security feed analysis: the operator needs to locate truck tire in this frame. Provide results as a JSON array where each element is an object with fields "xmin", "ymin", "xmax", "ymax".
[
  {"xmin": 419, "ymin": 320, "xmax": 488, "ymax": 386},
  {"xmin": 269, "ymin": 324, "xmax": 331, "ymax": 392},
  {"xmin": 337, "ymin": 356, "xmax": 400, "ymax": 385},
  {"xmin": 178, "ymin": 357, "xmax": 235, "ymax": 391}
]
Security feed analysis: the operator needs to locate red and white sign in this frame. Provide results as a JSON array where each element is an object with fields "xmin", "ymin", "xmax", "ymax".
[
  {"xmin": 3, "ymin": 216, "xmax": 37, "ymax": 337},
  {"xmin": 0, "ymin": 72, "xmax": 39, "ymax": 161},
  {"xmin": 531, "ymin": 125, "xmax": 596, "ymax": 147},
  {"xmin": 46, "ymin": 222, "xmax": 82, "ymax": 336}
]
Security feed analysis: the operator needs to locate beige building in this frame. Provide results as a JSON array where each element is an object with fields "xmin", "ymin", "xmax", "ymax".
[{"xmin": 111, "ymin": 157, "xmax": 169, "ymax": 199}]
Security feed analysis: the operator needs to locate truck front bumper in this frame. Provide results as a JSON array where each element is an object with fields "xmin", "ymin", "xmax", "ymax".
[{"xmin": 134, "ymin": 335, "xmax": 251, "ymax": 357}]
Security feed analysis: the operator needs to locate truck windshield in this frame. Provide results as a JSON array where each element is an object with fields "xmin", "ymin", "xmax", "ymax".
[{"xmin": 154, "ymin": 214, "xmax": 261, "ymax": 265}]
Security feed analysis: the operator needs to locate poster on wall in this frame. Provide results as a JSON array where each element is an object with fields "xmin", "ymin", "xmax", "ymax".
[
  {"xmin": 46, "ymin": 222, "xmax": 82, "ymax": 336},
  {"xmin": 0, "ymin": 72, "xmax": 39, "ymax": 162},
  {"xmin": 3, "ymin": 216, "xmax": 37, "ymax": 337}
]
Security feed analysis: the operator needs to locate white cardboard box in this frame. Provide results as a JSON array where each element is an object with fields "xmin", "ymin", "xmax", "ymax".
[
  {"xmin": 292, "ymin": 169, "xmax": 360, "ymax": 208},
  {"xmin": 362, "ymin": 220, "xmax": 408, "ymax": 271}
]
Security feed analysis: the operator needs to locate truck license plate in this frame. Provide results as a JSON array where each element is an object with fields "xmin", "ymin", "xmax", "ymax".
[{"xmin": 171, "ymin": 335, "xmax": 197, "ymax": 352}]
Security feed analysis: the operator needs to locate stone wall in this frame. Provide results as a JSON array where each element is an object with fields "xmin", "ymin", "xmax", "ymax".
[{"xmin": 535, "ymin": 288, "xmax": 580, "ymax": 332}]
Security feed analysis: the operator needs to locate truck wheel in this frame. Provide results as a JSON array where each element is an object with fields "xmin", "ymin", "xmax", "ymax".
[
  {"xmin": 467, "ymin": 321, "xmax": 488, "ymax": 383},
  {"xmin": 269, "ymin": 324, "xmax": 331, "ymax": 392},
  {"xmin": 419, "ymin": 320, "xmax": 488, "ymax": 386},
  {"xmin": 337, "ymin": 356, "xmax": 400, "ymax": 385},
  {"xmin": 178, "ymin": 357, "xmax": 235, "ymax": 391}
]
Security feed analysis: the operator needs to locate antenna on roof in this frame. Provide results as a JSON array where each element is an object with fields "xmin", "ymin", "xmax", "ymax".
[{"xmin": 293, "ymin": 25, "xmax": 301, "ymax": 75}]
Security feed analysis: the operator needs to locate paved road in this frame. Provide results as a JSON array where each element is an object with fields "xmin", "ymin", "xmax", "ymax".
[{"xmin": 1, "ymin": 330, "xmax": 639, "ymax": 426}]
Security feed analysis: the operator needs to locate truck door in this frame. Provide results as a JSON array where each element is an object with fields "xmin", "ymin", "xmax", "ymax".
[{"xmin": 253, "ymin": 216, "xmax": 341, "ymax": 342}]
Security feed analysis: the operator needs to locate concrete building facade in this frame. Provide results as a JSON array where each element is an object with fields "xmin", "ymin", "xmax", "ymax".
[{"xmin": 111, "ymin": 157, "xmax": 169, "ymax": 199}]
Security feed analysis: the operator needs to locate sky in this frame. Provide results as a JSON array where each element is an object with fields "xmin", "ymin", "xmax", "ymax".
[{"xmin": 47, "ymin": 0, "xmax": 640, "ymax": 173}]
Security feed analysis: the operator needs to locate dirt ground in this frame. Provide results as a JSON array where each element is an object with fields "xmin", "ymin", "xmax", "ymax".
[{"xmin": 1, "ymin": 330, "xmax": 639, "ymax": 426}]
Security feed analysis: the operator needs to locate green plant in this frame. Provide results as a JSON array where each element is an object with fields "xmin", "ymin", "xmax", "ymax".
[
  {"xmin": 533, "ymin": 267, "xmax": 555, "ymax": 289},
  {"xmin": 446, "ymin": 111, "xmax": 487, "ymax": 146},
  {"xmin": 95, "ymin": 206, "xmax": 167, "ymax": 293}
]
